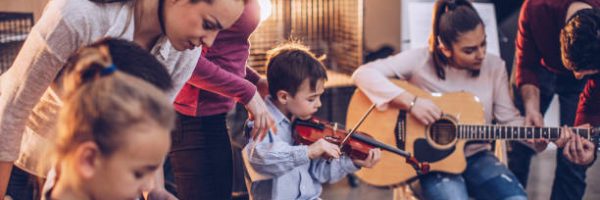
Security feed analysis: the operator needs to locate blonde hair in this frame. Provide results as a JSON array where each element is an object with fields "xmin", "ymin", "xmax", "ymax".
[{"xmin": 55, "ymin": 44, "xmax": 175, "ymax": 160}]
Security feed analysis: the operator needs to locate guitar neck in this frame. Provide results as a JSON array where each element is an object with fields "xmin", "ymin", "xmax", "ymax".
[{"xmin": 456, "ymin": 125, "xmax": 594, "ymax": 141}]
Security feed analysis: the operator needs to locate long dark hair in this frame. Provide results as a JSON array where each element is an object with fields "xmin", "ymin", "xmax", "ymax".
[{"xmin": 429, "ymin": 0, "xmax": 483, "ymax": 80}]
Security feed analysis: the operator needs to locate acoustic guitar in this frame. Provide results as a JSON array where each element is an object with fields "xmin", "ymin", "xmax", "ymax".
[{"xmin": 346, "ymin": 80, "xmax": 600, "ymax": 187}]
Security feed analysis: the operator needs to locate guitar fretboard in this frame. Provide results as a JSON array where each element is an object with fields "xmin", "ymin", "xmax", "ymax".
[{"xmin": 454, "ymin": 125, "xmax": 593, "ymax": 140}]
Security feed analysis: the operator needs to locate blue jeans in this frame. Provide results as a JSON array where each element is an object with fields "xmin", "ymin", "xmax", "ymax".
[
  {"xmin": 420, "ymin": 151, "xmax": 527, "ymax": 200},
  {"xmin": 509, "ymin": 70, "xmax": 590, "ymax": 200}
]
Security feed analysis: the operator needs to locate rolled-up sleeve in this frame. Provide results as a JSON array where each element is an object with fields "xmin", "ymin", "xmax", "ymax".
[{"xmin": 309, "ymin": 156, "xmax": 359, "ymax": 184}]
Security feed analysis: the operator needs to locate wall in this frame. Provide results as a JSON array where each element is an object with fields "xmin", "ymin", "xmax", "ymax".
[
  {"xmin": 364, "ymin": 0, "xmax": 401, "ymax": 53},
  {"xmin": 0, "ymin": 0, "xmax": 50, "ymax": 21},
  {"xmin": 0, "ymin": 0, "xmax": 403, "ymax": 52}
]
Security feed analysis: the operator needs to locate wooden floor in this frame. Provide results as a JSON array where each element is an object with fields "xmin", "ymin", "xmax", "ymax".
[{"xmin": 321, "ymin": 149, "xmax": 600, "ymax": 200}]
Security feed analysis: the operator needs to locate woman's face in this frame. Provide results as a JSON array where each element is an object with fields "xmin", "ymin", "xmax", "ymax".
[
  {"xmin": 163, "ymin": 0, "xmax": 244, "ymax": 51},
  {"xmin": 446, "ymin": 23, "xmax": 487, "ymax": 71}
]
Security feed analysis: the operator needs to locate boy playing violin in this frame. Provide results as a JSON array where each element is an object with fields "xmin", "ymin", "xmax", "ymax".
[{"xmin": 242, "ymin": 43, "xmax": 381, "ymax": 200}]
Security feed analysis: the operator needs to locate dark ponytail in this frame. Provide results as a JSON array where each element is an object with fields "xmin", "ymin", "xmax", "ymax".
[{"xmin": 429, "ymin": 0, "xmax": 483, "ymax": 80}]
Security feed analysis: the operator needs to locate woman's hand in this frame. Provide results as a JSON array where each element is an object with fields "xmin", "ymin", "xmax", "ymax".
[
  {"xmin": 246, "ymin": 92, "xmax": 277, "ymax": 141},
  {"xmin": 392, "ymin": 93, "xmax": 442, "ymax": 125}
]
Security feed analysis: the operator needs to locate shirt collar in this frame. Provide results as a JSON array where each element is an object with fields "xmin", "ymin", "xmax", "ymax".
[{"xmin": 264, "ymin": 96, "xmax": 291, "ymax": 126}]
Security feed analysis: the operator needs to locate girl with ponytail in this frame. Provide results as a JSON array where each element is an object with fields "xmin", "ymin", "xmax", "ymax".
[
  {"xmin": 352, "ymin": 0, "xmax": 528, "ymax": 199},
  {"xmin": 0, "ymin": 0, "xmax": 246, "ymax": 197},
  {"xmin": 43, "ymin": 44, "xmax": 175, "ymax": 200}
]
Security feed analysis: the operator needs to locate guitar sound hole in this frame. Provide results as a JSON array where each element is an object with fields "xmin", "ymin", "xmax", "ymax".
[{"xmin": 429, "ymin": 119, "xmax": 457, "ymax": 146}]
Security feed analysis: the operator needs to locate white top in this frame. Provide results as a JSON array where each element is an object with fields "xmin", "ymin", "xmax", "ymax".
[
  {"xmin": 352, "ymin": 48, "xmax": 524, "ymax": 156},
  {"xmin": 0, "ymin": 0, "xmax": 201, "ymax": 175}
]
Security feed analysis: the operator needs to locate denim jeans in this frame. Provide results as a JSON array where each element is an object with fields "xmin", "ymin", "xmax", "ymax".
[
  {"xmin": 508, "ymin": 70, "xmax": 590, "ymax": 200},
  {"xmin": 169, "ymin": 113, "xmax": 233, "ymax": 200},
  {"xmin": 420, "ymin": 151, "xmax": 527, "ymax": 200}
]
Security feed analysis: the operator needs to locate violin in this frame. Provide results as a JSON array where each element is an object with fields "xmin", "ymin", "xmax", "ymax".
[{"xmin": 292, "ymin": 117, "xmax": 411, "ymax": 160}]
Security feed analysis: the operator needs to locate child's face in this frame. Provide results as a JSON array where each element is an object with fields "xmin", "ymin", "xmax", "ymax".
[
  {"xmin": 86, "ymin": 122, "xmax": 171, "ymax": 200},
  {"xmin": 285, "ymin": 78, "xmax": 325, "ymax": 120}
]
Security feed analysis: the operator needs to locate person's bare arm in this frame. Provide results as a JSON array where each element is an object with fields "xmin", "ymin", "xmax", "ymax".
[
  {"xmin": 520, "ymin": 84, "xmax": 544, "ymax": 127},
  {"xmin": 0, "ymin": 161, "xmax": 13, "ymax": 198}
]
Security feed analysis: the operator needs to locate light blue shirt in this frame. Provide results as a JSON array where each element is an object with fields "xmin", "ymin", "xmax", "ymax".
[{"xmin": 243, "ymin": 97, "xmax": 360, "ymax": 200}]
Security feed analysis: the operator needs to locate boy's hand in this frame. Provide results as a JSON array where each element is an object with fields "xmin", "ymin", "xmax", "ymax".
[
  {"xmin": 352, "ymin": 148, "xmax": 381, "ymax": 168},
  {"xmin": 308, "ymin": 139, "xmax": 341, "ymax": 159}
]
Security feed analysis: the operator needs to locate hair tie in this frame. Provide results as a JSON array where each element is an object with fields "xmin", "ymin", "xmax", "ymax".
[{"xmin": 101, "ymin": 64, "xmax": 117, "ymax": 76}]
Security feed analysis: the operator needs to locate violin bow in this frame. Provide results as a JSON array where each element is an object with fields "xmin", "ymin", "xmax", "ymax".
[{"xmin": 339, "ymin": 104, "xmax": 377, "ymax": 148}]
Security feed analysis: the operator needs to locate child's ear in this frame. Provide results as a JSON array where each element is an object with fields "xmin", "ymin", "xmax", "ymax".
[
  {"xmin": 276, "ymin": 90, "xmax": 290, "ymax": 105},
  {"xmin": 75, "ymin": 141, "xmax": 101, "ymax": 179}
]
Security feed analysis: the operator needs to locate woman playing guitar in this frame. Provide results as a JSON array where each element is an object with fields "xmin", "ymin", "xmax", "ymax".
[{"xmin": 351, "ymin": 0, "xmax": 532, "ymax": 199}]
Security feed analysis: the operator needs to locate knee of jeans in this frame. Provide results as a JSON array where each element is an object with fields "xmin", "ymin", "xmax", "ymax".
[
  {"xmin": 474, "ymin": 173, "xmax": 526, "ymax": 199},
  {"xmin": 422, "ymin": 174, "xmax": 468, "ymax": 200}
]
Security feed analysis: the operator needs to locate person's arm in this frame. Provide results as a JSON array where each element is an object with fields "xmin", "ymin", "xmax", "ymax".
[
  {"xmin": 244, "ymin": 65, "xmax": 262, "ymax": 85},
  {"xmin": 187, "ymin": 56, "xmax": 257, "ymax": 104},
  {"xmin": 493, "ymin": 61, "xmax": 548, "ymax": 152},
  {"xmin": 0, "ymin": 3, "xmax": 83, "ymax": 194},
  {"xmin": 244, "ymin": 133, "xmax": 311, "ymax": 177},
  {"xmin": 520, "ymin": 84, "xmax": 544, "ymax": 126},
  {"xmin": 309, "ymin": 156, "xmax": 360, "ymax": 184},
  {"xmin": 351, "ymin": 51, "xmax": 415, "ymax": 110},
  {"xmin": 351, "ymin": 50, "xmax": 441, "ymax": 125},
  {"xmin": 515, "ymin": 0, "xmax": 546, "ymax": 127},
  {"xmin": 245, "ymin": 66, "xmax": 269, "ymax": 97},
  {"xmin": 188, "ymin": 57, "xmax": 274, "ymax": 140},
  {"xmin": 309, "ymin": 148, "xmax": 381, "ymax": 184},
  {"xmin": 0, "ymin": 162, "xmax": 12, "ymax": 197}
]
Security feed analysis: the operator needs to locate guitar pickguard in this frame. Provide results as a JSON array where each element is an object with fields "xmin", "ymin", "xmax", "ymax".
[{"xmin": 413, "ymin": 139, "xmax": 456, "ymax": 162}]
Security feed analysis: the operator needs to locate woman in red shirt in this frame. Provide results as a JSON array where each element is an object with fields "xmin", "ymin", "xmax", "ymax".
[{"xmin": 170, "ymin": 0, "xmax": 275, "ymax": 199}]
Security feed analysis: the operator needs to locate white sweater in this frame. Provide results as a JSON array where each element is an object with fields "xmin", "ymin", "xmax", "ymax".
[{"xmin": 0, "ymin": 0, "xmax": 200, "ymax": 175}]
